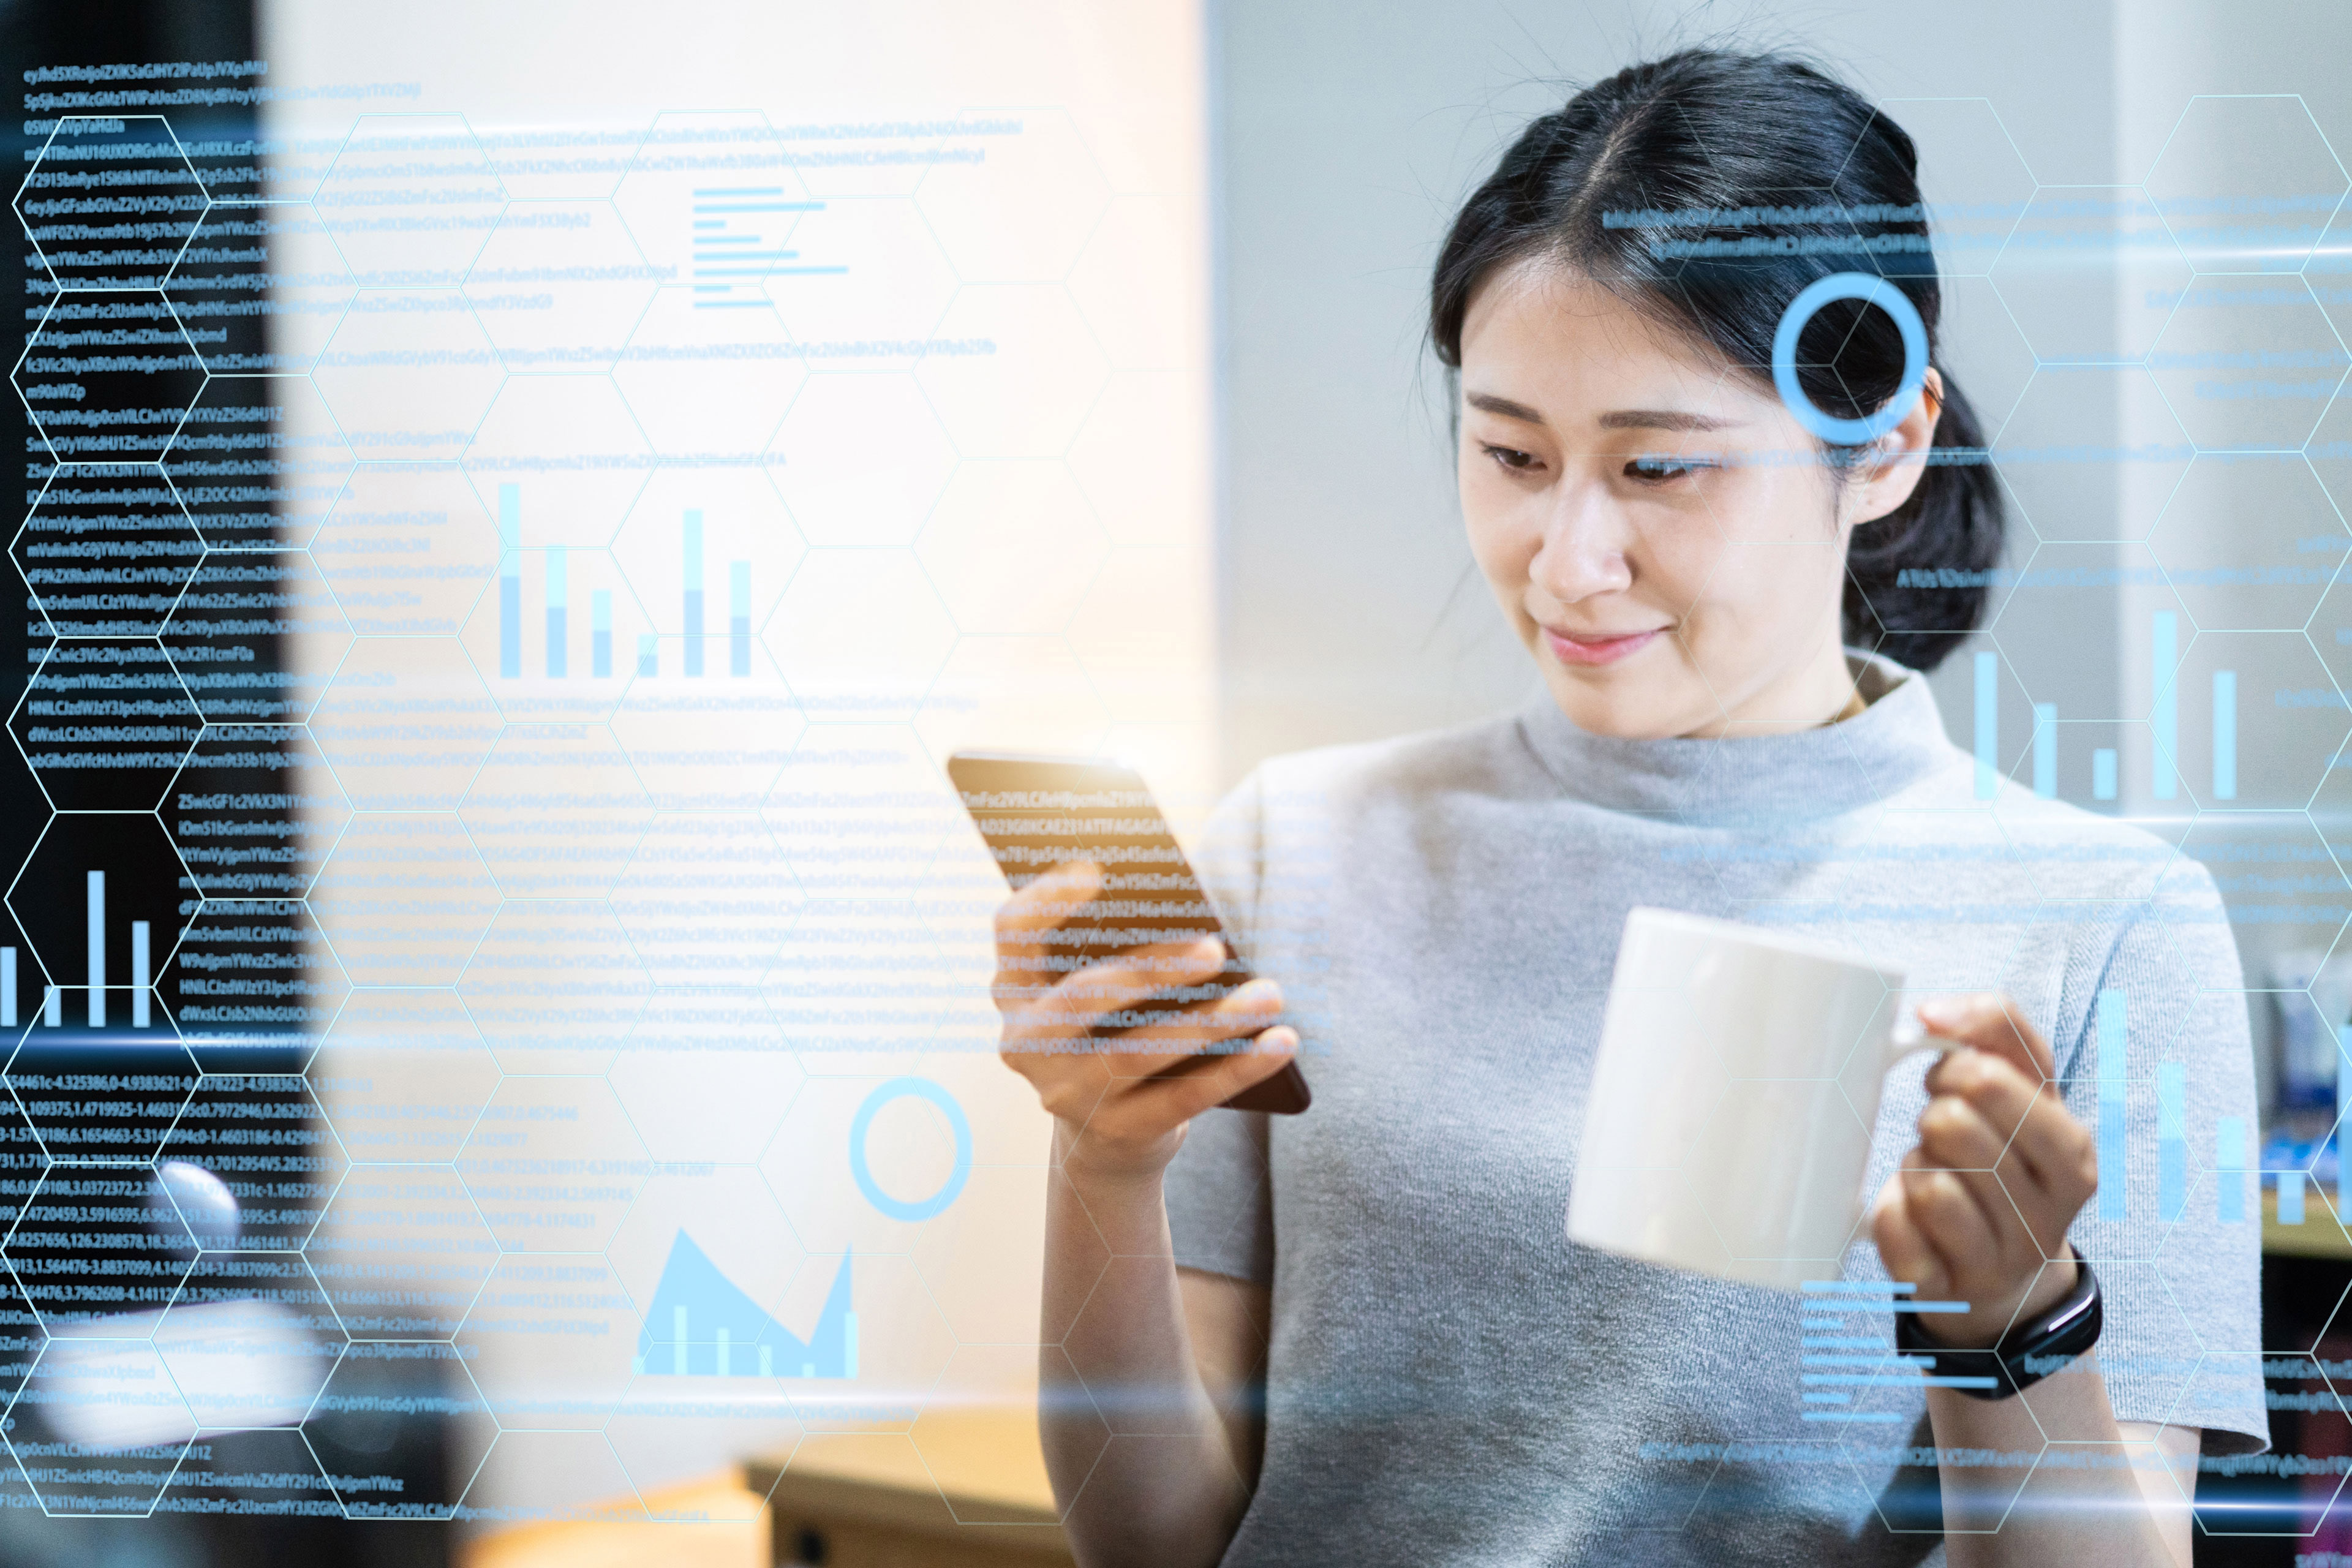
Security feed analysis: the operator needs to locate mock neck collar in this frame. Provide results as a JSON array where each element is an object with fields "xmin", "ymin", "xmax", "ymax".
[{"xmin": 1513, "ymin": 651, "xmax": 1959, "ymax": 821}]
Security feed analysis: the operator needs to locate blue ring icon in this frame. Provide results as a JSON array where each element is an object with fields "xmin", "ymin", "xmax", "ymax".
[
  {"xmin": 849, "ymin": 1077, "xmax": 972, "ymax": 1223},
  {"xmin": 1770, "ymin": 271, "xmax": 1929, "ymax": 445}
]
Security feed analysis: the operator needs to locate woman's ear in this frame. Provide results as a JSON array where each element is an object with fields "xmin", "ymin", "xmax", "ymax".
[{"xmin": 1850, "ymin": 365, "xmax": 1945, "ymax": 527}]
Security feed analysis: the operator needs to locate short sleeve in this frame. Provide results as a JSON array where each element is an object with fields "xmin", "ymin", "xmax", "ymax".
[
  {"xmin": 1163, "ymin": 767, "xmax": 1276, "ymax": 1286},
  {"xmin": 2059, "ymin": 863, "xmax": 2266, "ymax": 1455}
]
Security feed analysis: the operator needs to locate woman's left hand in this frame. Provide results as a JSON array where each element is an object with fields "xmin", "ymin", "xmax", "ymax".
[{"xmin": 1868, "ymin": 992, "xmax": 2100, "ymax": 1350}]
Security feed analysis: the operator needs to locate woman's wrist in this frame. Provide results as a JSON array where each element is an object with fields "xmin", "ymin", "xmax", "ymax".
[
  {"xmin": 1913, "ymin": 1251, "xmax": 2081, "ymax": 1352},
  {"xmin": 1054, "ymin": 1117, "xmax": 1177, "ymax": 1196}
]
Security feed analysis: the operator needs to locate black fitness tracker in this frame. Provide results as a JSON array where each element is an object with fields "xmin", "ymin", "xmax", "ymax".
[{"xmin": 1893, "ymin": 1250, "xmax": 2103, "ymax": 1401}]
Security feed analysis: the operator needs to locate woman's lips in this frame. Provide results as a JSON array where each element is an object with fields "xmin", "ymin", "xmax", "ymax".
[{"xmin": 1542, "ymin": 625, "xmax": 1664, "ymax": 666}]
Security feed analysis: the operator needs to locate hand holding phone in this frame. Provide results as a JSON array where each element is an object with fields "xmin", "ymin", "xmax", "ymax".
[{"xmin": 953, "ymin": 752, "xmax": 1311, "ymax": 1142}]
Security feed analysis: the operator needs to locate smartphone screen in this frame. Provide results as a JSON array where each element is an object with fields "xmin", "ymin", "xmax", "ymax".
[{"xmin": 947, "ymin": 751, "xmax": 1310, "ymax": 1115}]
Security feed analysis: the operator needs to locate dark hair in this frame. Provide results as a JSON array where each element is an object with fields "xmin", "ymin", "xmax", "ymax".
[{"xmin": 1429, "ymin": 49, "xmax": 2002, "ymax": 673}]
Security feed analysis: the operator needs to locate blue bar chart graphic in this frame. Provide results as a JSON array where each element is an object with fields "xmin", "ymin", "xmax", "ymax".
[
  {"xmin": 2100, "ymin": 989, "xmax": 2264, "ymax": 1227},
  {"xmin": 2154, "ymin": 609, "xmax": 2179, "ymax": 801},
  {"xmin": 74, "ymin": 871, "xmax": 153, "ymax": 1031},
  {"xmin": 500, "ymin": 483, "xmax": 522, "ymax": 679},
  {"xmin": 2032, "ymin": 703, "xmax": 2056, "ymax": 799},
  {"xmin": 633, "ymin": 1231, "xmax": 857, "ymax": 1379},
  {"xmin": 684, "ymin": 510, "xmax": 703, "ymax": 676},
  {"xmin": 679, "ymin": 510, "xmax": 753, "ymax": 679},
  {"xmin": 731, "ymin": 560, "xmax": 752, "ymax": 677},
  {"xmin": 1973, "ymin": 652, "xmax": 1997, "ymax": 799},
  {"xmin": 492, "ymin": 485, "xmax": 647, "ymax": 686},
  {"xmin": 2097, "ymin": 989, "xmax": 2127, "ymax": 1221},
  {"xmin": 544, "ymin": 548, "xmax": 568, "ymax": 679},
  {"xmin": 2212, "ymin": 669, "xmax": 2236, "ymax": 801},
  {"xmin": 2158, "ymin": 1060, "xmax": 2187, "ymax": 1223},
  {"xmin": 2217, "ymin": 1117, "xmax": 2245, "ymax": 1223}
]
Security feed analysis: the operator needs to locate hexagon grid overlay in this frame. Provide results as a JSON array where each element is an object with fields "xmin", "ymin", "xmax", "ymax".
[{"xmin": 23, "ymin": 36, "xmax": 2352, "ymax": 1556}]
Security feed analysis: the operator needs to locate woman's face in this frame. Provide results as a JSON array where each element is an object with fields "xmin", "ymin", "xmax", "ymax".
[{"xmin": 1456, "ymin": 263, "xmax": 1934, "ymax": 739}]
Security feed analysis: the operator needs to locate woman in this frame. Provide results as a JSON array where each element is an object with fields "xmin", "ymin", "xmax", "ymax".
[{"xmin": 991, "ymin": 50, "xmax": 2263, "ymax": 1567}]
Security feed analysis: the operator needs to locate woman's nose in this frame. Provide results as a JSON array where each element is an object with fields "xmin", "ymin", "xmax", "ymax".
[{"xmin": 1529, "ymin": 484, "xmax": 1635, "ymax": 603}]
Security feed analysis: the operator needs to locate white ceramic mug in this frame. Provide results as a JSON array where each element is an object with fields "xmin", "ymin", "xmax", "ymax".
[{"xmin": 1565, "ymin": 907, "xmax": 1940, "ymax": 1291}]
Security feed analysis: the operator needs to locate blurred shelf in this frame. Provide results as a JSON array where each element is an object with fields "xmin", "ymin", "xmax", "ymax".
[{"xmin": 2263, "ymin": 1186, "xmax": 2352, "ymax": 1260}]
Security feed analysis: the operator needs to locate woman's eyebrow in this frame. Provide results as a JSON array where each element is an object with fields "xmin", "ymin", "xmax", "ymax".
[
  {"xmin": 1596, "ymin": 409, "xmax": 1743, "ymax": 432},
  {"xmin": 1464, "ymin": 391, "xmax": 1547, "ymax": 424},
  {"xmin": 1462, "ymin": 392, "xmax": 1743, "ymax": 434}
]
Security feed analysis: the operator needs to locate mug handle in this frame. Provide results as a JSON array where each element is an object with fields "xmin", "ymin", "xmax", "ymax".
[{"xmin": 1884, "ymin": 1001, "xmax": 1957, "ymax": 1068}]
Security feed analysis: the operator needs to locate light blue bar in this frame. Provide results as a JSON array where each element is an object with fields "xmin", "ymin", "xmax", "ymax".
[
  {"xmin": 2158, "ymin": 1061, "xmax": 2187, "ymax": 1222},
  {"xmin": 1802, "ymin": 1281, "xmax": 1918, "ymax": 1294},
  {"xmin": 130, "ymin": 921, "xmax": 148, "ymax": 1029},
  {"xmin": 2093, "ymin": 748, "xmax": 2119, "ymax": 801},
  {"xmin": 684, "ymin": 510, "xmax": 705, "ymax": 677},
  {"xmin": 1803, "ymin": 1392, "xmax": 1852, "ymax": 1403},
  {"xmin": 1974, "ymin": 651, "xmax": 1999, "ymax": 799},
  {"xmin": 86, "ymin": 870, "xmax": 104, "ymax": 1027},
  {"xmin": 845, "ymin": 1312, "xmax": 858, "ymax": 1378},
  {"xmin": 2278, "ymin": 1169, "xmax": 2306, "ymax": 1226},
  {"xmin": 2212, "ymin": 669, "xmax": 2237, "ymax": 801},
  {"xmin": 1802, "ymin": 1301, "xmax": 1970, "ymax": 1314},
  {"xmin": 2152, "ymin": 611, "xmax": 2179, "ymax": 800},
  {"xmin": 637, "ymin": 635, "xmax": 658, "ymax": 677},
  {"xmin": 2032, "ymin": 704, "xmax": 2057, "ymax": 798},
  {"xmin": 592, "ymin": 590, "xmax": 612, "ymax": 679},
  {"xmin": 2217, "ymin": 1116, "xmax": 2245, "ymax": 1222},
  {"xmin": 730, "ymin": 562, "xmax": 751, "ymax": 676},
  {"xmin": 2, "ymin": 947, "xmax": 14, "ymax": 1029},
  {"xmin": 2098, "ymin": 989, "xmax": 2127, "ymax": 1221},
  {"xmin": 1802, "ymin": 1373, "xmax": 2000, "ymax": 1388},
  {"xmin": 43, "ymin": 987, "xmax": 58, "ymax": 1028},
  {"xmin": 2341, "ymin": 1025, "xmax": 2352, "ymax": 1218},
  {"xmin": 499, "ymin": 484, "xmax": 521, "ymax": 679},
  {"xmin": 546, "ymin": 548, "xmax": 567, "ymax": 678},
  {"xmin": 1802, "ymin": 1412, "xmax": 1904, "ymax": 1423},
  {"xmin": 673, "ymin": 1305, "xmax": 688, "ymax": 1376}
]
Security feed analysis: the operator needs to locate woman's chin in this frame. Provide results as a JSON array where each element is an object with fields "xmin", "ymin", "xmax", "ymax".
[{"xmin": 1540, "ymin": 673, "xmax": 1696, "ymax": 741}]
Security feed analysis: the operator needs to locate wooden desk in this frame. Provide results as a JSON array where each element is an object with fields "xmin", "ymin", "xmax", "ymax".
[
  {"xmin": 458, "ymin": 1473, "xmax": 769, "ymax": 1568},
  {"xmin": 745, "ymin": 1409, "xmax": 1074, "ymax": 1568}
]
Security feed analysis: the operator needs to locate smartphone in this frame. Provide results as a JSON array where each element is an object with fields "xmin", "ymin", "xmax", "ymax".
[{"xmin": 947, "ymin": 750, "xmax": 1311, "ymax": 1115}]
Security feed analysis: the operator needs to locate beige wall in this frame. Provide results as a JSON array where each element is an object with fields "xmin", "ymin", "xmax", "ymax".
[{"xmin": 260, "ymin": 0, "xmax": 1215, "ymax": 1523}]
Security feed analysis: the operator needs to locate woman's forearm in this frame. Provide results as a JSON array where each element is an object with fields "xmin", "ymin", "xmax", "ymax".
[
  {"xmin": 1040, "ymin": 1126, "xmax": 1250, "ymax": 1567},
  {"xmin": 1926, "ymin": 1357, "xmax": 2187, "ymax": 1567}
]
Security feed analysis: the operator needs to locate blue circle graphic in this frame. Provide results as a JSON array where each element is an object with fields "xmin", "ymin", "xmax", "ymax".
[
  {"xmin": 1770, "ymin": 271, "xmax": 1929, "ymax": 445},
  {"xmin": 849, "ymin": 1077, "xmax": 973, "ymax": 1222}
]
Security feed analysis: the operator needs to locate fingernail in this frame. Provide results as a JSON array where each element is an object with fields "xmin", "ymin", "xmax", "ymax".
[
  {"xmin": 1232, "ymin": 978, "xmax": 1278, "ymax": 1008},
  {"xmin": 1258, "ymin": 1025, "xmax": 1298, "ymax": 1052},
  {"xmin": 1194, "ymin": 937, "xmax": 1226, "ymax": 963},
  {"xmin": 1916, "ymin": 996, "xmax": 1962, "ymax": 1027}
]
